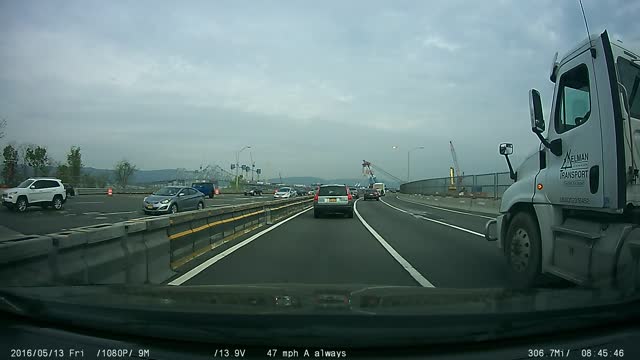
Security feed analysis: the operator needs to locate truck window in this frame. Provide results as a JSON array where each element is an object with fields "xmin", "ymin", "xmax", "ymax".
[
  {"xmin": 617, "ymin": 57, "xmax": 640, "ymax": 119},
  {"xmin": 554, "ymin": 64, "xmax": 591, "ymax": 134}
]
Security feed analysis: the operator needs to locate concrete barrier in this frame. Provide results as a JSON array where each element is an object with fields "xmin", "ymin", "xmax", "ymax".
[
  {"xmin": 0, "ymin": 196, "xmax": 313, "ymax": 287},
  {"xmin": 0, "ymin": 235, "xmax": 55, "ymax": 286},
  {"xmin": 396, "ymin": 194, "xmax": 500, "ymax": 215}
]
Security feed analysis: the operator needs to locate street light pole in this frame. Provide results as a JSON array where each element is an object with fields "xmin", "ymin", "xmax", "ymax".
[
  {"xmin": 235, "ymin": 146, "xmax": 251, "ymax": 188},
  {"xmin": 407, "ymin": 146, "xmax": 425, "ymax": 182}
]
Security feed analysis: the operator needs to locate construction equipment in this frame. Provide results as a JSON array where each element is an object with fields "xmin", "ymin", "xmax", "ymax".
[
  {"xmin": 449, "ymin": 141, "xmax": 463, "ymax": 193},
  {"xmin": 362, "ymin": 160, "xmax": 404, "ymax": 188}
]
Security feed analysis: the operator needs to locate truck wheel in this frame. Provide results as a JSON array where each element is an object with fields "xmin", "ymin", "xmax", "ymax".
[
  {"xmin": 505, "ymin": 212, "xmax": 542, "ymax": 288},
  {"xmin": 347, "ymin": 210, "xmax": 354, "ymax": 218},
  {"xmin": 314, "ymin": 209, "xmax": 320, "ymax": 218}
]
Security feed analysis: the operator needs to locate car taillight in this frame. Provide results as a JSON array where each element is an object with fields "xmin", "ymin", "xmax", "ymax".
[
  {"xmin": 314, "ymin": 193, "xmax": 319, "ymax": 201},
  {"xmin": 348, "ymin": 193, "xmax": 353, "ymax": 200}
]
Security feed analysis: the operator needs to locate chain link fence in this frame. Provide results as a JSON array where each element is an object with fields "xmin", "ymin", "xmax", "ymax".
[{"xmin": 400, "ymin": 172, "xmax": 513, "ymax": 199}]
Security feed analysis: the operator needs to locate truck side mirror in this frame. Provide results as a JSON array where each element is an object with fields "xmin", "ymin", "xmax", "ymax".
[
  {"xmin": 499, "ymin": 143, "xmax": 517, "ymax": 181},
  {"xmin": 529, "ymin": 89, "xmax": 545, "ymax": 134},
  {"xmin": 499, "ymin": 143, "xmax": 513, "ymax": 156}
]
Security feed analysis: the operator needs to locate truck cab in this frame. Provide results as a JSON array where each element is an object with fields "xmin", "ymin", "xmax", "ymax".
[{"xmin": 486, "ymin": 31, "xmax": 640, "ymax": 289}]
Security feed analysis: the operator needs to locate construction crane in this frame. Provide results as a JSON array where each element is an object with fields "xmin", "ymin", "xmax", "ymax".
[
  {"xmin": 449, "ymin": 141, "xmax": 463, "ymax": 192},
  {"xmin": 362, "ymin": 160, "xmax": 404, "ymax": 187}
]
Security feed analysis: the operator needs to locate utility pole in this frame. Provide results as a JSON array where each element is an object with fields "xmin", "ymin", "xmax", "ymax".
[
  {"xmin": 235, "ymin": 146, "xmax": 251, "ymax": 188},
  {"xmin": 250, "ymin": 152, "xmax": 255, "ymax": 182},
  {"xmin": 408, "ymin": 146, "xmax": 425, "ymax": 182}
]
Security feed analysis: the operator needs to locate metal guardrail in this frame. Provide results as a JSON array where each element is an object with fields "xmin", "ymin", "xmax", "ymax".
[
  {"xmin": 400, "ymin": 172, "xmax": 513, "ymax": 199},
  {"xmin": 0, "ymin": 197, "xmax": 313, "ymax": 287}
]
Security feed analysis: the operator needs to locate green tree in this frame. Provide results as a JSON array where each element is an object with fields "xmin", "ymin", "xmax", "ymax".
[
  {"xmin": 81, "ymin": 173, "xmax": 96, "ymax": 187},
  {"xmin": 95, "ymin": 174, "xmax": 109, "ymax": 188},
  {"xmin": 66, "ymin": 146, "xmax": 82, "ymax": 185},
  {"xmin": 114, "ymin": 159, "xmax": 136, "ymax": 188},
  {"xmin": 56, "ymin": 163, "xmax": 71, "ymax": 183},
  {"xmin": 25, "ymin": 145, "xmax": 49, "ymax": 177},
  {"xmin": 1, "ymin": 144, "xmax": 18, "ymax": 186}
]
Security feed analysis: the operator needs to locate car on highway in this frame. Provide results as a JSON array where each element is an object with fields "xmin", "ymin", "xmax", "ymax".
[
  {"xmin": 313, "ymin": 184, "xmax": 354, "ymax": 218},
  {"xmin": 244, "ymin": 188, "xmax": 263, "ymax": 196},
  {"xmin": 362, "ymin": 188, "xmax": 380, "ymax": 201},
  {"xmin": 143, "ymin": 186, "xmax": 205, "ymax": 215},
  {"xmin": 348, "ymin": 187, "xmax": 359, "ymax": 199},
  {"xmin": 191, "ymin": 182, "xmax": 216, "ymax": 198},
  {"xmin": 273, "ymin": 187, "xmax": 296, "ymax": 199},
  {"xmin": 2, "ymin": 178, "xmax": 67, "ymax": 213}
]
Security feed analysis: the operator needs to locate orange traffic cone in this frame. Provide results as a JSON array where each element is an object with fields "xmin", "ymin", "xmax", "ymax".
[{"xmin": 107, "ymin": 187, "xmax": 113, "ymax": 196}]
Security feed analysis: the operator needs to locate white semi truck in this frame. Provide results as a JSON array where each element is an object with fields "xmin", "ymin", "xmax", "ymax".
[{"xmin": 485, "ymin": 31, "xmax": 640, "ymax": 290}]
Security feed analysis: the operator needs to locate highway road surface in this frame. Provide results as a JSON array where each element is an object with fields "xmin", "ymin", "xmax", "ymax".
[
  {"xmin": 0, "ymin": 193, "xmax": 275, "ymax": 236},
  {"xmin": 169, "ymin": 195, "xmax": 514, "ymax": 289}
]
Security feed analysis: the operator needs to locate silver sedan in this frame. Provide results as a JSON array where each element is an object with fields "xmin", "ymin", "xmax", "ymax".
[{"xmin": 143, "ymin": 186, "xmax": 205, "ymax": 214}]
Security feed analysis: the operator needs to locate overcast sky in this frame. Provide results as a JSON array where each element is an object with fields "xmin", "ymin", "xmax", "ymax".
[{"xmin": 0, "ymin": 0, "xmax": 638, "ymax": 181}]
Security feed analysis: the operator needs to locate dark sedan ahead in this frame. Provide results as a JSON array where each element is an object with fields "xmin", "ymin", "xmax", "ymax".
[
  {"xmin": 143, "ymin": 186, "xmax": 205, "ymax": 214},
  {"xmin": 363, "ymin": 189, "xmax": 380, "ymax": 201}
]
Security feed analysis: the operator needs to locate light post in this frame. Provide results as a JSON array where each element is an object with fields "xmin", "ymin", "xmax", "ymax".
[
  {"xmin": 407, "ymin": 146, "xmax": 425, "ymax": 182},
  {"xmin": 235, "ymin": 146, "xmax": 251, "ymax": 188}
]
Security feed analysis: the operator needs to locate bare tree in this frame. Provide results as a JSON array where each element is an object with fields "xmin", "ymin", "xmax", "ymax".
[{"xmin": 114, "ymin": 159, "xmax": 137, "ymax": 188}]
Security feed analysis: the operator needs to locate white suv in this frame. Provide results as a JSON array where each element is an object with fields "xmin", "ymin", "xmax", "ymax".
[{"xmin": 2, "ymin": 178, "xmax": 67, "ymax": 213}]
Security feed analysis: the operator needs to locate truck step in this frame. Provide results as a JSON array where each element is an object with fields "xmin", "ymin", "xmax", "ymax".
[{"xmin": 551, "ymin": 225, "xmax": 601, "ymax": 240}]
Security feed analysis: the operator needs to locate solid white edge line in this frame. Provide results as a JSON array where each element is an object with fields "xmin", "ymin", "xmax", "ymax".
[
  {"xmin": 168, "ymin": 206, "xmax": 313, "ymax": 286},
  {"xmin": 395, "ymin": 196, "xmax": 496, "ymax": 220},
  {"xmin": 354, "ymin": 200, "xmax": 434, "ymax": 288},
  {"xmin": 381, "ymin": 199, "xmax": 485, "ymax": 238}
]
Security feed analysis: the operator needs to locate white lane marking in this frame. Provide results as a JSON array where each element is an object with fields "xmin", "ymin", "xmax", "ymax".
[
  {"xmin": 354, "ymin": 200, "xmax": 434, "ymax": 288},
  {"xmin": 83, "ymin": 212, "xmax": 100, "ymax": 215},
  {"xmin": 73, "ymin": 201, "xmax": 104, "ymax": 204},
  {"xmin": 101, "ymin": 211, "xmax": 137, "ymax": 216},
  {"xmin": 168, "ymin": 206, "xmax": 313, "ymax": 286},
  {"xmin": 394, "ymin": 196, "xmax": 495, "ymax": 220},
  {"xmin": 94, "ymin": 216, "xmax": 108, "ymax": 220},
  {"xmin": 382, "ymin": 199, "xmax": 485, "ymax": 238}
]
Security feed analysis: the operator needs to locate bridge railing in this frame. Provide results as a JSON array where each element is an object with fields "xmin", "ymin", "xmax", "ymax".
[{"xmin": 400, "ymin": 172, "xmax": 513, "ymax": 199}]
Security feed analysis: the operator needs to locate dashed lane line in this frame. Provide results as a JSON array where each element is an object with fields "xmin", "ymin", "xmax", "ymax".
[
  {"xmin": 381, "ymin": 199, "xmax": 484, "ymax": 238},
  {"xmin": 354, "ymin": 200, "xmax": 434, "ymax": 288}
]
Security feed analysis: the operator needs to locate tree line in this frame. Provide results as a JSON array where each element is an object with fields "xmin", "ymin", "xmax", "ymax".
[
  {"xmin": 0, "ymin": 119, "xmax": 137, "ymax": 188},
  {"xmin": 1, "ymin": 144, "xmax": 137, "ymax": 188}
]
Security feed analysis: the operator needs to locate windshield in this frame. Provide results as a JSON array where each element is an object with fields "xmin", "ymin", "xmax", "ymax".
[
  {"xmin": 153, "ymin": 187, "xmax": 180, "ymax": 196},
  {"xmin": 1, "ymin": 1, "xmax": 638, "ymax": 351},
  {"xmin": 16, "ymin": 179, "xmax": 34, "ymax": 188},
  {"xmin": 618, "ymin": 57, "xmax": 640, "ymax": 119}
]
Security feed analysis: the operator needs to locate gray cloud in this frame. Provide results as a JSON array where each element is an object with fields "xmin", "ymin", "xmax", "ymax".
[{"xmin": 0, "ymin": 0, "xmax": 637, "ymax": 181}]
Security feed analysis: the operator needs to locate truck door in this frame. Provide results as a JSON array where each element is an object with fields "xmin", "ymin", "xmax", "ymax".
[{"xmin": 542, "ymin": 43, "xmax": 606, "ymax": 208}]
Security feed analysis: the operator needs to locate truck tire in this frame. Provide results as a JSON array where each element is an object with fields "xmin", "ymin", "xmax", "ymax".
[{"xmin": 505, "ymin": 212, "xmax": 542, "ymax": 288}]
